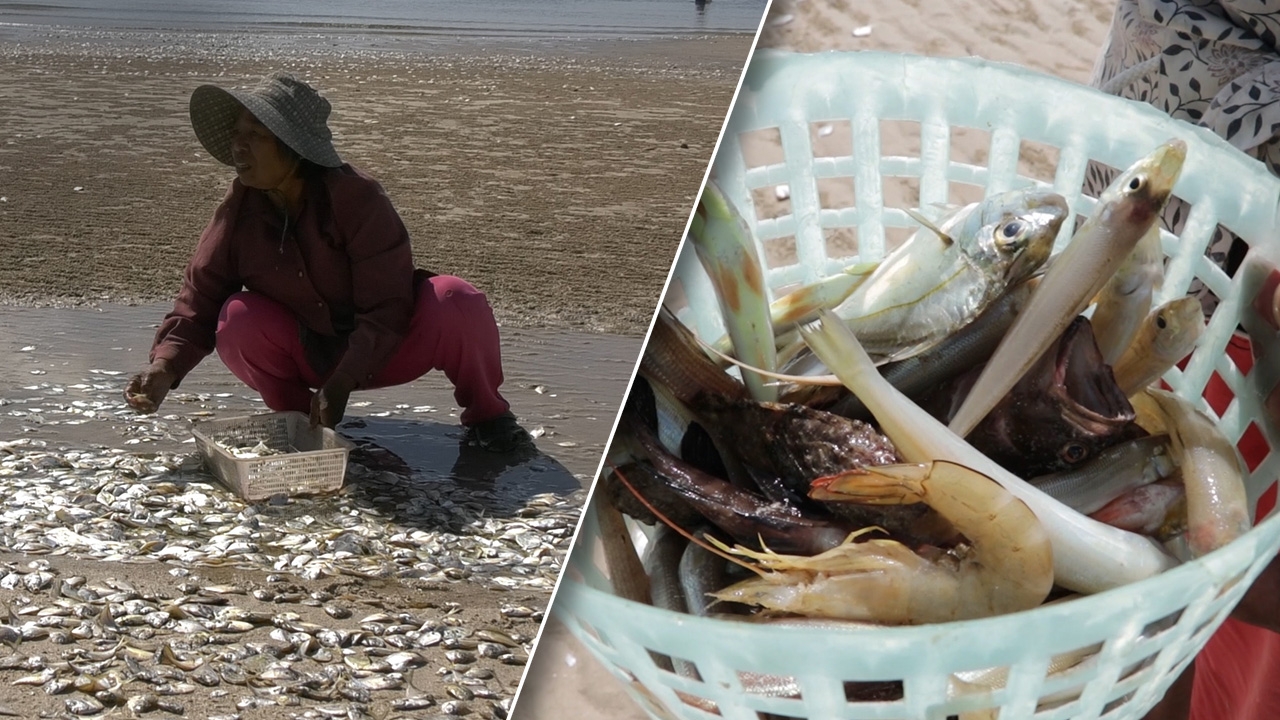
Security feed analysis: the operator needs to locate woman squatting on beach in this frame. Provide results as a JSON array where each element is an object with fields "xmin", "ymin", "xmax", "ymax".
[
  {"xmin": 1092, "ymin": 2, "xmax": 1280, "ymax": 718},
  {"xmin": 123, "ymin": 72, "xmax": 535, "ymax": 455}
]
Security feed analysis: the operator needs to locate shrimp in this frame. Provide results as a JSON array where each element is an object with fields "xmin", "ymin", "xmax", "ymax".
[
  {"xmin": 798, "ymin": 309, "xmax": 1178, "ymax": 593},
  {"xmin": 709, "ymin": 460, "xmax": 1053, "ymax": 624},
  {"xmin": 1132, "ymin": 388, "xmax": 1250, "ymax": 557}
]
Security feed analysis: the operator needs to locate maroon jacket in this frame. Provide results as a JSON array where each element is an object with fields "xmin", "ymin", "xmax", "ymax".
[{"xmin": 151, "ymin": 165, "xmax": 417, "ymax": 389}]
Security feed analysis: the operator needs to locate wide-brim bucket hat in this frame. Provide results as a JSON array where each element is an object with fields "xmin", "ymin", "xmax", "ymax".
[{"xmin": 189, "ymin": 71, "xmax": 343, "ymax": 168}]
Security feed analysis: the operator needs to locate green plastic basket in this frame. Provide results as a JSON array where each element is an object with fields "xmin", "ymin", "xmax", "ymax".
[{"xmin": 553, "ymin": 51, "xmax": 1280, "ymax": 720}]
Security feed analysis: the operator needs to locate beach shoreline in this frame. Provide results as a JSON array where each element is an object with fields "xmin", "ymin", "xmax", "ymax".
[
  {"xmin": 0, "ymin": 22, "xmax": 759, "ymax": 67},
  {"xmin": 0, "ymin": 0, "xmax": 768, "ymax": 46}
]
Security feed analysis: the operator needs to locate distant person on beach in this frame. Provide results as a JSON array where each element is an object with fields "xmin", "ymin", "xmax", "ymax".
[
  {"xmin": 123, "ymin": 71, "xmax": 535, "ymax": 455},
  {"xmin": 1091, "ymin": 2, "xmax": 1280, "ymax": 719}
]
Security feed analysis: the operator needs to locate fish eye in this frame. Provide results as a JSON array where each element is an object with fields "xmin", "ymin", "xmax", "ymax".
[
  {"xmin": 1059, "ymin": 443, "xmax": 1089, "ymax": 464},
  {"xmin": 1156, "ymin": 314, "xmax": 1168, "ymax": 330},
  {"xmin": 998, "ymin": 219, "xmax": 1026, "ymax": 244},
  {"xmin": 1128, "ymin": 175, "xmax": 1146, "ymax": 192}
]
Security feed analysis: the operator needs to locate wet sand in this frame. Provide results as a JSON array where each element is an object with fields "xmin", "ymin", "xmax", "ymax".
[
  {"xmin": 0, "ymin": 24, "xmax": 757, "ymax": 718},
  {"xmin": 0, "ymin": 303, "xmax": 640, "ymax": 494},
  {"xmin": 0, "ymin": 27, "xmax": 754, "ymax": 336},
  {"xmin": 512, "ymin": 1, "xmax": 1127, "ymax": 718}
]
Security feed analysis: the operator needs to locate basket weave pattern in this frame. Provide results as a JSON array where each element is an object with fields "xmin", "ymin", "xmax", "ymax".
[{"xmin": 193, "ymin": 411, "xmax": 353, "ymax": 501}]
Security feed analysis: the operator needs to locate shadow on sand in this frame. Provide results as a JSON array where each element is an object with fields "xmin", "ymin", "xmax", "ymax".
[{"xmin": 321, "ymin": 415, "xmax": 584, "ymax": 532}]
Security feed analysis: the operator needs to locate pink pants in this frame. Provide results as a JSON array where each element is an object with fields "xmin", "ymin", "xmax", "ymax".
[{"xmin": 215, "ymin": 275, "xmax": 511, "ymax": 425}]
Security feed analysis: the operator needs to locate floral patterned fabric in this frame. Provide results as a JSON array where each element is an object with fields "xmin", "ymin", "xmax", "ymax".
[
  {"xmin": 1088, "ymin": 0, "xmax": 1280, "ymax": 316},
  {"xmin": 1091, "ymin": 6, "xmax": 1280, "ymax": 720}
]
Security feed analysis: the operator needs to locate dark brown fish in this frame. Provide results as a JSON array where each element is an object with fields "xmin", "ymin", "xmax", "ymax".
[
  {"xmin": 601, "ymin": 460, "xmax": 708, "ymax": 532},
  {"xmin": 635, "ymin": 307, "xmax": 957, "ymax": 545},
  {"xmin": 691, "ymin": 394, "xmax": 899, "ymax": 506},
  {"xmin": 615, "ymin": 414, "xmax": 860, "ymax": 556},
  {"xmin": 920, "ymin": 315, "xmax": 1147, "ymax": 478},
  {"xmin": 642, "ymin": 309, "xmax": 899, "ymax": 499}
]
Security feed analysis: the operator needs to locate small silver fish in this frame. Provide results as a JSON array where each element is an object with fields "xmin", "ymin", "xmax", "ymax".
[
  {"xmin": 830, "ymin": 188, "xmax": 1066, "ymax": 363},
  {"xmin": 1113, "ymin": 296, "xmax": 1204, "ymax": 396},
  {"xmin": 1091, "ymin": 222, "xmax": 1164, "ymax": 364}
]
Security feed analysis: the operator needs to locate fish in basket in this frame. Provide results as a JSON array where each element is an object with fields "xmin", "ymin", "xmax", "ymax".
[
  {"xmin": 191, "ymin": 411, "xmax": 355, "ymax": 501},
  {"xmin": 555, "ymin": 52, "xmax": 1280, "ymax": 720}
]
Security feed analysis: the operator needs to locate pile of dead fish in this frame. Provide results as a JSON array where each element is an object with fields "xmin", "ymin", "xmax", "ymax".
[
  {"xmin": 0, "ymin": 433, "xmax": 577, "ymax": 591},
  {"xmin": 0, "ymin": 378, "xmax": 571, "ymax": 716},
  {"xmin": 0, "ymin": 377, "xmax": 580, "ymax": 594},
  {"xmin": 215, "ymin": 439, "xmax": 287, "ymax": 459},
  {"xmin": 0, "ymin": 559, "xmax": 534, "ymax": 718}
]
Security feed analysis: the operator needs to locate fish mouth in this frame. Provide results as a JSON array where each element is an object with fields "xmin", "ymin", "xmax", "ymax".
[
  {"xmin": 1144, "ymin": 138, "xmax": 1187, "ymax": 199},
  {"xmin": 1055, "ymin": 316, "xmax": 1139, "ymax": 434},
  {"xmin": 1121, "ymin": 139, "xmax": 1186, "ymax": 221}
]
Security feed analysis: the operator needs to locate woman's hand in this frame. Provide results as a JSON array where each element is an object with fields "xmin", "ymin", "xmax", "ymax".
[
  {"xmin": 124, "ymin": 362, "xmax": 176, "ymax": 414},
  {"xmin": 311, "ymin": 376, "xmax": 356, "ymax": 429}
]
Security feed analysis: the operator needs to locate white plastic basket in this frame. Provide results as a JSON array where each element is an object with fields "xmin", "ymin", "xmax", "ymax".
[
  {"xmin": 554, "ymin": 52, "xmax": 1280, "ymax": 720},
  {"xmin": 192, "ymin": 411, "xmax": 355, "ymax": 501}
]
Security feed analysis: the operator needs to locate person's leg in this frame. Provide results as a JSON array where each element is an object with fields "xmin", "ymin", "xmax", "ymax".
[
  {"xmin": 216, "ymin": 291, "xmax": 321, "ymax": 412},
  {"xmin": 372, "ymin": 275, "xmax": 513, "ymax": 426}
]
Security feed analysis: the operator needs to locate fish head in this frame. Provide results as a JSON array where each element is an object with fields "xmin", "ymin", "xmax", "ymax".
[
  {"xmin": 1099, "ymin": 138, "xmax": 1187, "ymax": 229},
  {"xmin": 1051, "ymin": 316, "xmax": 1147, "ymax": 467},
  {"xmin": 961, "ymin": 315, "xmax": 1146, "ymax": 477},
  {"xmin": 968, "ymin": 190, "xmax": 1068, "ymax": 285},
  {"xmin": 1151, "ymin": 296, "xmax": 1206, "ymax": 359}
]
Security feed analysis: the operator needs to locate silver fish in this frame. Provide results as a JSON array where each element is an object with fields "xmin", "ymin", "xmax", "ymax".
[
  {"xmin": 948, "ymin": 139, "xmax": 1186, "ymax": 436},
  {"xmin": 829, "ymin": 188, "xmax": 1066, "ymax": 363}
]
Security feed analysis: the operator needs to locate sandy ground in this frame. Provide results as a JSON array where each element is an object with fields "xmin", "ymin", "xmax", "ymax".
[
  {"xmin": 0, "ymin": 26, "xmax": 758, "ymax": 720},
  {"xmin": 510, "ymin": 1, "xmax": 1132, "ymax": 719},
  {"xmin": 0, "ymin": 31, "xmax": 754, "ymax": 336}
]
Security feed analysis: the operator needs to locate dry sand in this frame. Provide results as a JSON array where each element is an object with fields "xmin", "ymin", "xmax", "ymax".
[
  {"xmin": 511, "ymin": 1, "xmax": 1131, "ymax": 718},
  {"xmin": 0, "ymin": 25, "xmax": 757, "ymax": 720}
]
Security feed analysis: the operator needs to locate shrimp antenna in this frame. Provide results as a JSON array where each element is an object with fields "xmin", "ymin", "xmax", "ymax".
[
  {"xmin": 695, "ymin": 334, "xmax": 845, "ymax": 387},
  {"xmin": 608, "ymin": 464, "xmax": 767, "ymax": 578}
]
